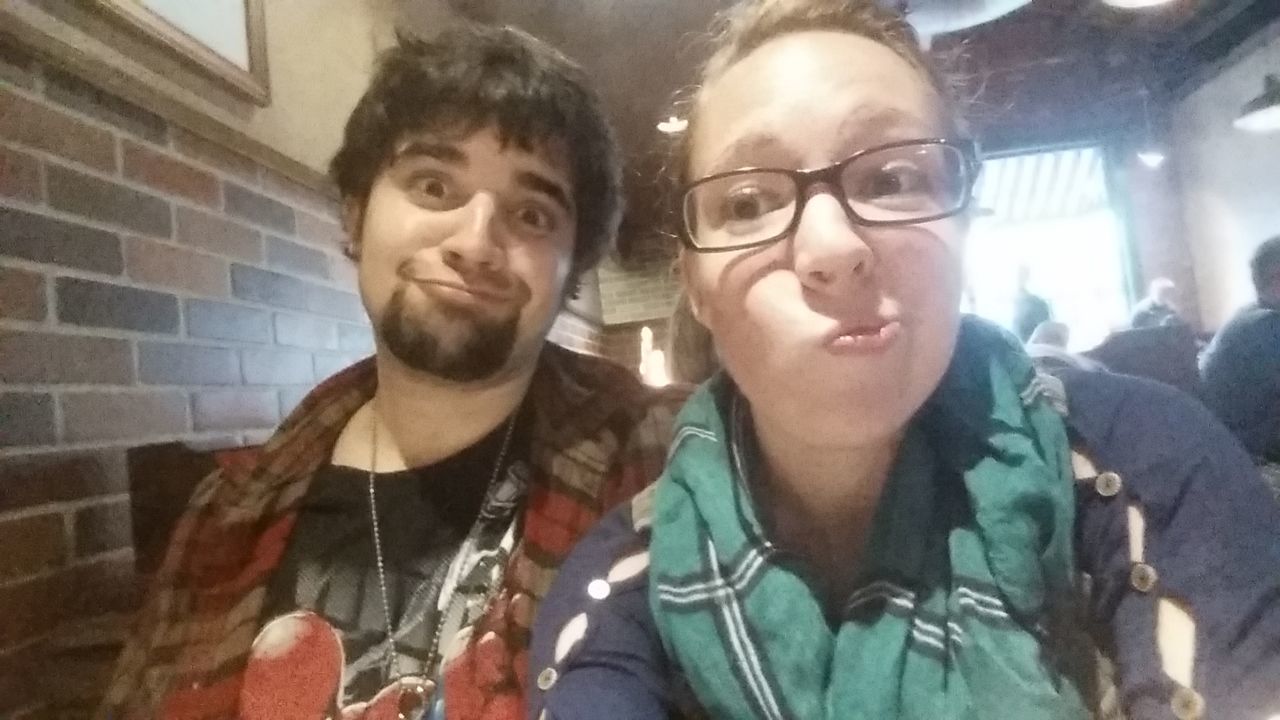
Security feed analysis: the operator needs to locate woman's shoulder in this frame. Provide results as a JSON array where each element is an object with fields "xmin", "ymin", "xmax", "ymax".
[{"xmin": 528, "ymin": 489, "xmax": 676, "ymax": 719}]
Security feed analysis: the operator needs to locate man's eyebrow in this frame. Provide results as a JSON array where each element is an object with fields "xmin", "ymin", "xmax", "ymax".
[
  {"xmin": 516, "ymin": 170, "xmax": 574, "ymax": 215},
  {"xmin": 392, "ymin": 140, "xmax": 467, "ymax": 165}
]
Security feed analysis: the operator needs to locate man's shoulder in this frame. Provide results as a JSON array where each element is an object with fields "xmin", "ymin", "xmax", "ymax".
[
  {"xmin": 1059, "ymin": 369, "xmax": 1244, "ymax": 477},
  {"xmin": 542, "ymin": 344, "xmax": 693, "ymax": 417},
  {"xmin": 1229, "ymin": 303, "xmax": 1280, "ymax": 335}
]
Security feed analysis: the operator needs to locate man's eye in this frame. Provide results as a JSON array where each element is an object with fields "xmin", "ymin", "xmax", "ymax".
[
  {"xmin": 420, "ymin": 178, "xmax": 447, "ymax": 197},
  {"xmin": 513, "ymin": 205, "xmax": 556, "ymax": 235},
  {"xmin": 407, "ymin": 173, "xmax": 456, "ymax": 207}
]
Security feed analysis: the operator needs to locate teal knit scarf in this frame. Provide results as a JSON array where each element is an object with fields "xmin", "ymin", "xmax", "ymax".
[{"xmin": 649, "ymin": 318, "xmax": 1091, "ymax": 720}]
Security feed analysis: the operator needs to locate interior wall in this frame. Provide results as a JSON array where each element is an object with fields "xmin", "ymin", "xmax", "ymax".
[
  {"xmin": 1173, "ymin": 18, "xmax": 1280, "ymax": 330},
  {"xmin": 1, "ymin": 0, "xmax": 400, "ymax": 184}
]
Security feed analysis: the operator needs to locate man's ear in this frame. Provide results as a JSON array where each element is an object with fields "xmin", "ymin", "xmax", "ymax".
[{"xmin": 341, "ymin": 197, "xmax": 363, "ymax": 260}]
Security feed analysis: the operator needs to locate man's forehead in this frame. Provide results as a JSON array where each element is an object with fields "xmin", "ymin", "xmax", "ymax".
[{"xmin": 392, "ymin": 126, "xmax": 573, "ymax": 177}]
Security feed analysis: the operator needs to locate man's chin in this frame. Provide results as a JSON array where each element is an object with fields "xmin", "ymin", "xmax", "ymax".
[{"xmin": 379, "ymin": 319, "xmax": 519, "ymax": 383}]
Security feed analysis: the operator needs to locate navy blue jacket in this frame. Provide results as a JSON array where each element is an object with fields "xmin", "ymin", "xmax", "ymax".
[
  {"xmin": 529, "ymin": 371, "xmax": 1280, "ymax": 720},
  {"xmin": 1201, "ymin": 302, "xmax": 1280, "ymax": 461}
]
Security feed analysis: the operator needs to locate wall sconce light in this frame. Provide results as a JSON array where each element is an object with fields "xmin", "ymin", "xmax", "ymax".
[{"xmin": 657, "ymin": 116, "xmax": 688, "ymax": 135}]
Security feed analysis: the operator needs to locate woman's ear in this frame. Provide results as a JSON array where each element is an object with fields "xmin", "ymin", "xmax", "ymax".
[
  {"xmin": 340, "ymin": 197, "xmax": 363, "ymax": 260},
  {"xmin": 676, "ymin": 250, "xmax": 708, "ymax": 326}
]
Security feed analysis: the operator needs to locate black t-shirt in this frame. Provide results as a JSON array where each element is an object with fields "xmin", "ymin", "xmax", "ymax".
[{"xmin": 258, "ymin": 409, "xmax": 530, "ymax": 707}]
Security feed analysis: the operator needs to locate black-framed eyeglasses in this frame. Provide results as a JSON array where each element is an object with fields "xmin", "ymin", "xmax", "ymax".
[{"xmin": 680, "ymin": 138, "xmax": 981, "ymax": 253}]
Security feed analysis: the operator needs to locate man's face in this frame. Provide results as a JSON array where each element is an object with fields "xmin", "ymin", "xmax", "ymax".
[{"xmin": 349, "ymin": 125, "xmax": 576, "ymax": 383}]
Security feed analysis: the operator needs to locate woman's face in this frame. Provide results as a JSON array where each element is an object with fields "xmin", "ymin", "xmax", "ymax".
[{"xmin": 684, "ymin": 30, "xmax": 967, "ymax": 448}]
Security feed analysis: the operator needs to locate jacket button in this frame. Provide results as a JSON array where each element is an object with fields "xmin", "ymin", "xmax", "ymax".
[
  {"xmin": 1095, "ymin": 471, "xmax": 1122, "ymax": 497},
  {"xmin": 1170, "ymin": 685, "xmax": 1204, "ymax": 720},
  {"xmin": 537, "ymin": 667, "xmax": 558, "ymax": 691},
  {"xmin": 1130, "ymin": 562, "xmax": 1158, "ymax": 593},
  {"xmin": 587, "ymin": 579, "xmax": 611, "ymax": 600}
]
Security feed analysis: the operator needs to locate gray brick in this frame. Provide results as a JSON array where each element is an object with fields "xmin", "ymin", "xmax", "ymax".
[
  {"xmin": 266, "ymin": 236, "xmax": 329, "ymax": 279},
  {"xmin": 175, "ymin": 206, "xmax": 262, "ymax": 263},
  {"xmin": 185, "ymin": 299, "xmax": 272, "ymax": 343},
  {"xmin": 338, "ymin": 324, "xmax": 375, "ymax": 353},
  {"xmin": 173, "ymin": 127, "xmax": 259, "ymax": 185},
  {"xmin": 43, "ymin": 67, "xmax": 168, "ymax": 143},
  {"xmin": 74, "ymin": 499, "xmax": 133, "ymax": 557},
  {"xmin": 241, "ymin": 348, "xmax": 313, "ymax": 385},
  {"xmin": 308, "ymin": 286, "xmax": 365, "ymax": 321},
  {"xmin": 138, "ymin": 341, "xmax": 239, "ymax": 386},
  {"xmin": 224, "ymin": 182, "xmax": 296, "ymax": 234},
  {"xmin": 0, "ymin": 266, "xmax": 46, "ymax": 321},
  {"xmin": 231, "ymin": 264, "xmax": 310, "ymax": 311},
  {"xmin": 0, "ymin": 207, "xmax": 123, "ymax": 274},
  {"xmin": 0, "ymin": 449, "xmax": 127, "ymax": 513},
  {"xmin": 274, "ymin": 313, "xmax": 338, "ymax": 350},
  {"xmin": 57, "ymin": 277, "xmax": 179, "ymax": 334},
  {"xmin": 0, "ymin": 331, "xmax": 134, "ymax": 384},
  {"xmin": 278, "ymin": 385, "xmax": 313, "ymax": 417},
  {"xmin": 61, "ymin": 390, "xmax": 188, "ymax": 442},
  {"xmin": 313, "ymin": 354, "xmax": 359, "ymax": 380},
  {"xmin": 191, "ymin": 389, "xmax": 279, "ymax": 431},
  {"xmin": 48, "ymin": 164, "xmax": 172, "ymax": 238},
  {"xmin": 0, "ymin": 87, "xmax": 116, "ymax": 171},
  {"xmin": 0, "ymin": 393, "xmax": 55, "ymax": 447}
]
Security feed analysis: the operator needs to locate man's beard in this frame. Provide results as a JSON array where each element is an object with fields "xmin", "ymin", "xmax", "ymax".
[{"xmin": 378, "ymin": 285, "xmax": 520, "ymax": 382}]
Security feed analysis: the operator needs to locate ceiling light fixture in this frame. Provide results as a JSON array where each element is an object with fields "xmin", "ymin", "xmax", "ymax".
[
  {"xmin": 1137, "ymin": 151, "xmax": 1167, "ymax": 169},
  {"xmin": 1234, "ymin": 74, "xmax": 1280, "ymax": 134},
  {"xmin": 657, "ymin": 116, "xmax": 688, "ymax": 135}
]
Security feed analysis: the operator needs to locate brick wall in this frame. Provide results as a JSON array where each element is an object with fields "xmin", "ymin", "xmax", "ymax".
[
  {"xmin": 597, "ymin": 232, "xmax": 680, "ymax": 327},
  {"xmin": 0, "ymin": 40, "xmax": 373, "ymax": 716}
]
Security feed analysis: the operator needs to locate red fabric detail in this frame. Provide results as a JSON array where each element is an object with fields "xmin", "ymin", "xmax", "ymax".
[
  {"xmin": 212, "ymin": 446, "xmax": 263, "ymax": 475},
  {"xmin": 185, "ymin": 515, "xmax": 297, "ymax": 596},
  {"xmin": 160, "ymin": 674, "xmax": 242, "ymax": 720}
]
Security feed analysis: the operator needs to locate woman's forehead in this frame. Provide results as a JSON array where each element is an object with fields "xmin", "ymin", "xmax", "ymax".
[{"xmin": 690, "ymin": 31, "xmax": 947, "ymax": 174}]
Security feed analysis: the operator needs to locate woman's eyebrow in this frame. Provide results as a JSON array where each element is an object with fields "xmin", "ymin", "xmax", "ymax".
[
  {"xmin": 835, "ymin": 106, "xmax": 932, "ymax": 140},
  {"xmin": 705, "ymin": 133, "xmax": 790, "ymax": 175}
]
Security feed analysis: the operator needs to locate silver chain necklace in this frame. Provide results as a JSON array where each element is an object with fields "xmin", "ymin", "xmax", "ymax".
[{"xmin": 366, "ymin": 406, "xmax": 517, "ymax": 685}]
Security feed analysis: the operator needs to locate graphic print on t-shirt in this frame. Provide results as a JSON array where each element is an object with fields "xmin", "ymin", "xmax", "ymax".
[{"xmin": 241, "ymin": 610, "xmax": 435, "ymax": 720}]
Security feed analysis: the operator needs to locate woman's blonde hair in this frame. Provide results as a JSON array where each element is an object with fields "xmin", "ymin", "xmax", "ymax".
[{"xmin": 672, "ymin": 0, "xmax": 964, "ymax": 187}]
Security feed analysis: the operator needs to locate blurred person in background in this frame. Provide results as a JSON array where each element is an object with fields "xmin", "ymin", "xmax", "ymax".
[
  {"xmin": 1012, "ymin": 264, "xmax": 1053, "ymax": 342},
  {"xmin": 1201, "ymin": 236, "xmax": 1280, "ymax": 496},
  {"xmin": 1025, "ymin": 321, "xmax": 1105, "ymax": 373},
  {"xmin": 1130, "ymin": 277, "xmax": 1185, "ymax": 329}
]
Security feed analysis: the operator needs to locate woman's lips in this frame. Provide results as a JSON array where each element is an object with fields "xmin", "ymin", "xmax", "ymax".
[{"xmin": 824, "ymin": 319, "xmax": 902, "ymax": 355}]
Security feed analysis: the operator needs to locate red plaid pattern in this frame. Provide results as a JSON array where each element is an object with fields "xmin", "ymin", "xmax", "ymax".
[{"xmin": 100, "ymin": 344, "xmax": 687, "ymax": 720}]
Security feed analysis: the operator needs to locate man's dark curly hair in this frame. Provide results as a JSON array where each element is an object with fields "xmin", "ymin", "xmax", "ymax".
[{"xmin": 330, "ymin": 24, "xmax": 623, "ymax": 287}]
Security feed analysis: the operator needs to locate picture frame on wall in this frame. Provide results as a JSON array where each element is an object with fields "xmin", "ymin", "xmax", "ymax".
[{"xmin": 93, "ymin": 0, "xmax": 270, "ymax": 105}]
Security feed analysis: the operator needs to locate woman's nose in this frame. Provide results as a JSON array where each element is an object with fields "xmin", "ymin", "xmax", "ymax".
[{"xmin": 791, "ymin": 193, "xmax": 875, "ymax": 292}]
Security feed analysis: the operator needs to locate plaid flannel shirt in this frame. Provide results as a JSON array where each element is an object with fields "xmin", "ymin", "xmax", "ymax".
[{"xmin": 99, "ymin": 343, "xmax": 687, "ymax": 720}]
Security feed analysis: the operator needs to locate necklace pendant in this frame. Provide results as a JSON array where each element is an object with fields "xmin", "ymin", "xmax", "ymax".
[{"xmin": 393, "ymin": 676, "xmax": 436, "ymax": 719}]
